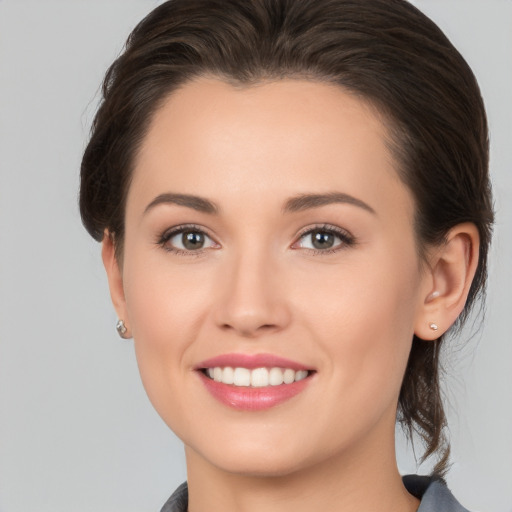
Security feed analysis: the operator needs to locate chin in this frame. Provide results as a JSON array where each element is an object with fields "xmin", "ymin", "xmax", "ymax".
[
  {"xmin": 184, "ymin": 431, "xmax": 324, "ymax": 479},
  {"xmin": 210, "ymin": 452, "xmax": 310, "ymax": 478}
]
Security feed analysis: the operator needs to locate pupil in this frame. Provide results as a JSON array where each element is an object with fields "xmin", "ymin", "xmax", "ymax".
[
  {"xmin": 183, "ymin": 231, "xmax": 204, "ymax": 250},
  {"xmin": 312, "ymin": 230, "xmax": 334, "ymax": 249}
]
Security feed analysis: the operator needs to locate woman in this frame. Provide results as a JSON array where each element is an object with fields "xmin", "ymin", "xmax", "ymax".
[{"xmin": 79, "ymin": 0, "xmax": 494, "ymax": 510}]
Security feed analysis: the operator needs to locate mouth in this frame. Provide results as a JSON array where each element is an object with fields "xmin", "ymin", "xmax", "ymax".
[
  {"xmin": 195, "ymin": 353, "xmax": 315, "ymax": 411},
  {"xmin": 201, "ymin": 366, "xmax": 311, "ymax": 387}
]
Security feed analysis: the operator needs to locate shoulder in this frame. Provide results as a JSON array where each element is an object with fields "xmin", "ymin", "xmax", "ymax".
[
  {"xmin": 161, "ymin": 476, "xmax": 471, "ymax": 512},
  {"xmin": 160, "ymin": 482, "xmax": 188, "ymax": 512},
  {"xmin": 403, "ymin": 474, "xmax": 471, "ymax": 512}
]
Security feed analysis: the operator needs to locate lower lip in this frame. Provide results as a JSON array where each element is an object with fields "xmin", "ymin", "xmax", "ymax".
[{"xmin": 198, "ymin": 372, "xmax": 312, "ymax": 411}]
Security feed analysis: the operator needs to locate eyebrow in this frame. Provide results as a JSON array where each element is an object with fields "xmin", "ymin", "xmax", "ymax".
[
  {"xmin": 144, "ymin": 193, "xmax": 219, "ymax": 215},
  {"xmin": 144, "ymin": 191, "xmax": 375, "ymax": 216},
  {"xmin": 282, "ymin": 192, "xmax": 376, "ymax": 215}
]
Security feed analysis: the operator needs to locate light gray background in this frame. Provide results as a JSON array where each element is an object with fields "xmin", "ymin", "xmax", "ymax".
[{"xmin": 0, "ymin": 1, "xmax": 510, "ymax": 511}]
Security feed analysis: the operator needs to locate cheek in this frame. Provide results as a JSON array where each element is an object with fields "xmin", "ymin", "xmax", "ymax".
[
  {"xmin": 123, "ymin": 237, "xmax": 216, "ymax": 336},
  {"xmin": 120, "ymin": 247, "xmax": 216, "ymax": 410},
  {"xmin": 126, "ymin": 268, "xmax": 209, "ymax": 341},
  {"xmin": 296, "ymin": 246, "xmax": 421, "ymax": 414}
]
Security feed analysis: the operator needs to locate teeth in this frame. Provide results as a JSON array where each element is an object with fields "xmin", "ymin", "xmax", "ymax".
[
  {"xmin": 295, "ymin": 370, "xmax": 308, "ymax": 382},
  {"xmin": 204, "ymin": 367, "xmax": 310, "ymax": 387},
  {"xmin": 233, "ymin": 367, "xmax": 251, "ymax": 386},
  {"xmin": 222, "ymin": 366, "xmax": 234, "ymax": 384},
  {"xmin": 251, "ymin": 368, "xmax": 269, "ymax": 387},
  {"xmin": 283, "ymin": 368, "xmax": 295, "ymax": 384},
  {"xmin": 269, "ymin": 367, "xmax": 284, "ymax": 386}
]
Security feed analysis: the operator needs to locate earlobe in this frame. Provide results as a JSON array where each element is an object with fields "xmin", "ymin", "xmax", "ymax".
[
  {"xmin": 101, "ymin": 231, "xmax": 130, "ymax": 334},
  {"xmin": 414, "ymin": 223, "xmax": 480, "ymax": 340}
]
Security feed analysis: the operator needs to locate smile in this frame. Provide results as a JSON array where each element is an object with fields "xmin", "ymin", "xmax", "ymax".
[
  {"xmin": 196, "ymin": 353, "xmax": 315, "ymax": 411},
  {"xmin": 204, "ymin": 367, "xmax": 310, "ymax": 387}
]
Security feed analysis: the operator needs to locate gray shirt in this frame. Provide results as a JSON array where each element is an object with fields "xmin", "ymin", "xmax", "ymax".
[{"xmin": 160, "ymin": 474, "xmax": 470, "ymax": 512}]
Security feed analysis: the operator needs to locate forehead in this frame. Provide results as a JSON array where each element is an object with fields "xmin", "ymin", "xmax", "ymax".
[{"xmin": 130, "ymin": 77, "xmax": 412, "ymax": 219}]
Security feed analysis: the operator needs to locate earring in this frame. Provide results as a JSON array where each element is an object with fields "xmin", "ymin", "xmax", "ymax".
[
  {"xmin": 116, "ymin": 319, "xmax": 129, "ymax": 339},
  {"xmin": 429, "ymin": 322, "xmax": 438, "ymax": 331}
]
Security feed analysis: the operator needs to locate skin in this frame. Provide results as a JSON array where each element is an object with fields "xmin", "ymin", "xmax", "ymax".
[{"xmin": 103, "ymin": 78, "xmax": 479, "ymax": 512}]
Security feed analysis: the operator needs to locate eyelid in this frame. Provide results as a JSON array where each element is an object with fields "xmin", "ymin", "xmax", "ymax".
[
  {"xmin": 292, "ymin": 223, "xmax": 355, "ymax": 252},
  {"xmin": 157, "ymin": 223, "xmax": 220, "ymax": 255},
  {"xmin": 157, "ymin": 223, "xmax": 355, "ymax": 256}
]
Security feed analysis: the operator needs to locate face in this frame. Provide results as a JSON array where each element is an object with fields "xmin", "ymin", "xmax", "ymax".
[{"xmin": 110, "ymin": 78, "xmax": 432, "ymax": 477}]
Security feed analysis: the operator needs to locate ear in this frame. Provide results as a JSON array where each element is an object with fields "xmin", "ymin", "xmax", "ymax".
[
  {"xmin": 102, "ymin": 231, "xmax": 131, "ymax": 337},
  {"xmin": 414, "ymin": 223, "xmax": 480, "ymax": 340}
]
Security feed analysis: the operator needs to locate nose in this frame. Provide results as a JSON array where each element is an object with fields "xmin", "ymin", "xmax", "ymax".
[{"xmin": 213, "ymin": 250, "xmax": 292, "ymax": 339}]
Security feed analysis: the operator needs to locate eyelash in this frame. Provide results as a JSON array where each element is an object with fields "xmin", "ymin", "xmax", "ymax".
[
  {"xmin": 157, "ymin": 224, "xmax": 216, "ymax": 258},
  {"xmin": 157, "ymin": 223, "xmax": 356, "ymax": 257},
  {"xmin": 294, "ymin": 224, "xmax": 356, "ymax": 255}
]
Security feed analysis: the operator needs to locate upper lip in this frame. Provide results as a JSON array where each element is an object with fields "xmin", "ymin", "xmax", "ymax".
[{"xmin": 195, "ymin": 353, "xmax": 313, "ymax": 371}]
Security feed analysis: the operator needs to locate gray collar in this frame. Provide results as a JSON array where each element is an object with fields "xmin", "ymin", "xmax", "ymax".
[
  {"xmin": 161, "ymin": 475, "xmax": 470, "ymax": 512},
  {"xmin": 403, "ymin": 475, "xmax": 470, "ymax": 512}
]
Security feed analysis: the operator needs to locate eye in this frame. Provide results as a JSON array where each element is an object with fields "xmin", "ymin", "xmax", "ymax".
[
  {"xmin": 294, "ymin": 225, "xmax": 354, "ymax": 253},
  {"xmin": 159, "ymin": 225, "xmax": 218, "ymax": 254}
]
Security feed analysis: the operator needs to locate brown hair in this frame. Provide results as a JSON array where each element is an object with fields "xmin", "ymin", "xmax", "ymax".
[{"xmin": 80, "ymin": 0, "xmax": 494, "ymax": 475}]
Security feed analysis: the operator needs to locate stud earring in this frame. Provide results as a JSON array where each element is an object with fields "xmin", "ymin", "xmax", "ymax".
[
  {"xmin": 429, "ymin": 322, "xmax": 438, "ymax": 331},
  {"xmin": 116, "ymin": 319, "xmax": 129, "ymax": 339}
]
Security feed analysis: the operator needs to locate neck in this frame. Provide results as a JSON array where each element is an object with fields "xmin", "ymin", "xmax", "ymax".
[{"xmin": 185, "ymin": 417, "xmax": 419, "ymax": 512}]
